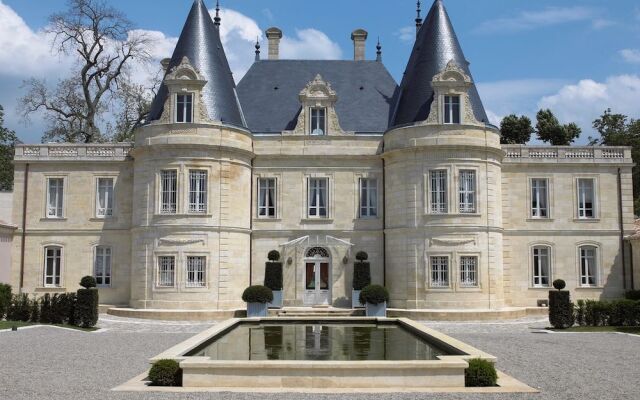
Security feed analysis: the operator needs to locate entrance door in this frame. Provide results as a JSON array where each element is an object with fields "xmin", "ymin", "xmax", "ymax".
[{"xmin": 304, "ymin": 261, "xmax": 330, "ymax": 305}]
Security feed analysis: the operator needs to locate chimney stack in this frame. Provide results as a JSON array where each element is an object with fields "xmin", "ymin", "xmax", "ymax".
[
  {"xmin": 266, "ymin": 27, "xmax": 283, "ymax": 60},
  {"xmin": 351, "ymin": 29, "xmax": 368, "ymax": 61},
  {"xmin": 160, "ymin": 58, "xmax": 171, "ymax": 72}
]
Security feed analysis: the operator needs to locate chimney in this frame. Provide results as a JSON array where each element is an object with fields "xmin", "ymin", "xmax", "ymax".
[
  {"xmin": 160, "ymin": 58, "xmax": 171, "ymax": 72},
  {"xmin": 265, "ymin": 27, "xmax": 283, "ymax": 60},
  {"xmin": 351, "ymin": 29, "xmax": 368, "ymax": 61}
]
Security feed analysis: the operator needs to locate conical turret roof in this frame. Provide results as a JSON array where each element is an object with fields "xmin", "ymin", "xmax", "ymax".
[
  {"xmin": 147, "ymin": 0, "xmax": 246, "ymax": 128},
  {"xmin": 391, "ymin": 0, "xmax": 488, "ymax": 127}
]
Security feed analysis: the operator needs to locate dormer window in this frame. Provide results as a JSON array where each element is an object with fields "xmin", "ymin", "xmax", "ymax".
[
  {"xmin": 176, "ymin": 93, "xmax": 193, "ymax": 123},
  {"xmin": 310, "ymin": 107, "xmax": 326, "ymax": 135},
  {"xmin": 443, "ymin": 95, "xmax": 461, "ymax": 124}
]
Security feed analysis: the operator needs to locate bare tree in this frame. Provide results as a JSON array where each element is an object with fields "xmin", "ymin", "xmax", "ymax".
[
  {"xmin": 110, "ymin": 71, "xmax": 161, "ymax": 142},
  {"xmin": 20, "ymin": 0, "xmax": 151, "ymax": 143}
]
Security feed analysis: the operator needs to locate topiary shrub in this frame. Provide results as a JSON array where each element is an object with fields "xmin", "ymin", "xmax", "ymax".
[
  {"xmin": 80, "ymin": 275, "xmax": 97, "ymax": 289},
  {"xmin": 51, "ymin": 293, "xmax": 75, "ymax": 325},
  {"xmin": 148, "ymin": 359, "xmax": 182, "ymax": 387},
  {"xmin": 353, "ymin": 261, "xmax": 371, "ymax": 290},
  {"xmin": 66, "ymin": 293, "xmax": 77, "ymax": 326},
  {"xmin": 242, "ymin": 285, "xmax": 273, "ymax": 304},
  {"xmin": 552, "ymin": 279, "xmax": 566, "ymax": 290},
  {"xmin": 264, "ymin": 262, "xmax": 283, "ymax": 291},
  {"xmin": 625, "ymin": 290, "xmax": 640, "ymax": 301},
  {"xmin": 355, "ymin": 251, "xmax": 368, "ymax": 262},
  {"xmin": 0, "ymin": 283, "xmax": 12, "ymax": 319},
  {"xmin": 465, "ymin": 358, "xmax": 498, "ymax": 387},
  {"xmin": 548, "ymin": 290, "xmax": 574, "ymax": 329},
  {"xmin": 359, "ymin": 284, "xmax": 389, "ymax": 305},
  {"xmin": 267, "ymin": 250, "xmax": 281, "ymax": 262},
  {"xmin": 76, "ymin": 288, "xmax": 99, "ymax": 328},
  {"xmin": 7, "ymin": 294, "xmax": 32, "ymax": 322}
]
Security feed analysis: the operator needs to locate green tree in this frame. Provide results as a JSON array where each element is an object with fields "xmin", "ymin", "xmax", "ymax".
[
  {"xmin": 0, "ymin": 105, "xmax": 18, "ymax": 191},
  {"xmin": 499, "ymin": 114, "xmax": 533, "ymax": 144},
  {"xmin": 535, "ymin": 109, "xmax": 581, "ymax": 145}
]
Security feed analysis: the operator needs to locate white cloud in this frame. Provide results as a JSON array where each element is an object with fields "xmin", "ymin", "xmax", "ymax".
[
  {"xmin": 475, "ymin": 7, "xmax": 603, "ymax": 34},
  {"xmin": 620, "ymin": 49, "xmax": 640, "ymax": 64},
  {"xmin": 215, "ymin": 8, "xmax": 263, "ymax": 80},
  {"xmin": 395, "ymin": 26, "xmax": 415, "ymax": 44},
  {"xmin": 280, "ymin": 29, "xmax": 342, "ymax": 60}
]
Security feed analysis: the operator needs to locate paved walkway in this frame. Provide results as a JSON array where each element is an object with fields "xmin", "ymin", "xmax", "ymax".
[{"xmin": 0, "ymin": 315, "xmax": 639, "ymax": 399}]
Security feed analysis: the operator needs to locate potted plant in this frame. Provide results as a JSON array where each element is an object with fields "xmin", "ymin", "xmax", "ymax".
[
  {"xmin": 352, "ymin": 251, "xmax": 371, "ymax": 308},
  {"xmin": 264, "ymin": 250, "xmax": 283, "ymax": 309},
  {"xmin": 242, "ymin": 285, "xmax": 273, "ymax": 317},
  {"xmin": 359, "ymin": 284, "xmax": 389, "ymax": 317}
]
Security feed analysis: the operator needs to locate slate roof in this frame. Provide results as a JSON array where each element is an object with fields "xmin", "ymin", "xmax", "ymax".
[
  {"xmin": 147, "ymin": 0, "xmax": 246, "ymax": 128},
  {"xmin": 236, "ymin": 60, "xmax": 399, "ymax": 134},
  {"xmin": 391, "ymin": 0, "xmax": 488, "ymax": 127}
]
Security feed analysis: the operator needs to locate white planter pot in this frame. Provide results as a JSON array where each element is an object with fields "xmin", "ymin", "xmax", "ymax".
[
  {"xmin": 268, "ymin": 290, "xmax": 283, "ymax": 309},
  {"xmin": 246, "ymin": 302, "xmax": 268, "ymax": 317},
  {"xmin": 352, "ymin": 290, "xmax": 364, "ymax": 308},
  {"xmin": 365, "ymin": 302, "xmax": 387, "ymax": 317}
]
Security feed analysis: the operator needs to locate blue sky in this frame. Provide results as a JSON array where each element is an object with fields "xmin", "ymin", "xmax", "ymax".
[{"xmin": 1, "ymin": 0, "xmax": 639, "ymax": 143}]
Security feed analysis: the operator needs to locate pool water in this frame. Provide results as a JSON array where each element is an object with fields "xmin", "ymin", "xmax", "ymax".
[{"xmin": 185, "ymin": 322, "xmax": 453, "ymax": 361}]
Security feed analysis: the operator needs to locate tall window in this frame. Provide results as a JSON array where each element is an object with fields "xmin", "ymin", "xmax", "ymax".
[
  {"xmin": 531, "ymin": 178, "xmax": 549, "ymax": 218},
  {"xmin": 94, "ymin": 246, "xmax": 112, "ymax": 287},
  {"xmin": 459, "ymin": 170, "xmax": 476, "ymax": 213},
  {"xmin": 186, "ymin": 256, "xmax": 206, "ymax": 288},
  {"xmin": 47, "ymin": 178, "xmax": 64, "ymax": 218},
  {"xmin": 430, "ymin": 256, "xmax": 449, "ymax": 288},
  {"xmin": 189, "ymin": 170, "xmax": 207, "ymax": 214},
  {"xmin": 460, "ymin": 256, "xmax": 478, "ymax": 287},
  {"xmin": 310, "ymin": 107, "xmax": 326, "ymax": 135},
  {"xmin": 176, "ymin": 94, "xmax": 193, "ymax": 123},
  {"xmin": 579, "ymin": 246, "xmax": 598, "ymax": 287},
  {"xmin": 157, "ymin": 256, "xmax": 176, "ymax": 287},
  {"xmin": 258, "ymin": 178, "xmax": 276, "ymax": 218},
  {"xmin": 308, "ymin": 178, "xmax": 328, "ymax": 218},
  {"xmin": 443, "ymin": 95, "xmax": 461, "ymax": 124},
  {"xmin": 160, "ymin": 170, "xmax": 177, "ymax": 214},
  {"xmin": 96, "ymin": 178, "xmax": 114, "ymax": 217},
  {"xmin": 532, "ymin": 246, "xmax": 550, "ymax": 287},
  {"xmin": 359, "ymin": 178, "xmax": 378, "ymax": 218},
  {"xmin": 44, "ymin": 246, "xmax": 62, "ymax": 287},
  {"xmin": 577, "ymin": 178, "xmax": 595, "ymax": 218},
  {"xmin": 430, "ymin": 170, "xmax": 448, "ymax": 214}
]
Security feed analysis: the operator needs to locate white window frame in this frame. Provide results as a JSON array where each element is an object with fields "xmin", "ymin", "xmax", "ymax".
[
  {"xmin": 307, "ymin": 177, "xmax": 329, "ymax": 218},
  {"xmin": 160, "ymin": 170, "xmax": 178, "ymax": 214},
  {"xmin": 257, "ymin": 177, "xmax": 277, "ymax": 218},
  {"xmin": 175, "ymin": 93, "xmax": 193, "ymax": 123},
  {"xmin": 532, "ymin": 245, "xmax": 551, "ymax": 288},
  {"xmin": 579, "ymin": 245, "xmax": 599, "ymax": 287},
  {"xmin": 94, "ymin": 246, "xmax": 112, "ymax": 287},
  {"xmin": 430, "ymin": 170, "xmax": 448, "ymax": 214},
  {"xmin": 359, "ymin": 178, "xmax": 378, "ymax": 218},
  {"xmin": 443, "ymin": 95, "xmax": 461, "ymax": 124},
  {"xmin": 96, "ymin": 177, "xmax": 114, "ymax": 218},
  {"xmin": 157, "ymin": 255, "xmax": 176, "ymax": 288},
  {"xmin": 576, "ymin": 178, "xmax": 597, "ymax": 219},
  {"xmin": 185, "ymin": 256, "xmax": 207, "ymax": 288},
  {"xmin": 430, "ymin": 256, "xmax": 450, "ymax": 288},
  {"xmin": 530, "ymin": 178, "xmax": 549, "ymax": 219},
  {"xmin": 458, "ymin": 170, "xmax": 476, "ymax": 214},
  {"xmin": 459, "ymin": 256, "xmax": 478, "ymax": 287},
  {"xmin": 309, "ymin": 107, "xmax": 327, "ymax": 135},
  {"xmin": 46, "ymin": 177, "xmax": 65, "ymax": 218},
  {"xmin": 188, "ymin": 169, "xmax": 208, "ymax": 214},
  {"xmin": 43, "ymin": 246, "xmax": 63, "ymax": 288}
]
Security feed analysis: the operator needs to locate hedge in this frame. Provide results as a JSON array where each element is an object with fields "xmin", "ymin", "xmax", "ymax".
[
  {"xmin": 7, "ymin": 294, "xmax": 32, "ymax": 322},
  {"xmin": 149, "ymin": 359, "xmax": 182, "ymax": 386},
  {"xmin": 76, "ymin": 288, "xmax": 99, "ymax": 328},
  {"xmin": 0, "ymin": 283, "xmax": 11, "ymax": 319},
  {"xmin": 353, "ymin": 262, "xmax": 371, "ymax": 290},
  {"xmin": 242, "ymin": 285, "xmax": 273, "ymax": 304},
  {"xmin": 359, "ymin": 285, "xmax": 389, "ymax": 305},
  {"xmin": 465, "ymin": 358, "xmax": 498, "ymax": 387},
  {"xmin": 575, "ymin": 299, "xmax": 640, "ymax": 327},
  {"xmin": 625, "ymin": 290, "xmax": 640, "ymax": 301},
  {"xmin": 549, "ymin": 290, "xmax": 574, "ymax": 329},
  {"xmin": 264, "ymin": 262, "xmax": 283, "ymax": 291}
]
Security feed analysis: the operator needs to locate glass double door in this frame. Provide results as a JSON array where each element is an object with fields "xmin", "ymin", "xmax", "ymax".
[{"xmin": 304, "ymin": 261, "xmax": 330, "ymax": 305}]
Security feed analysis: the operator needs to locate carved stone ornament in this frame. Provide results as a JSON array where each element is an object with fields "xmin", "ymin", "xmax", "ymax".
[
  {"xmin": 430, "ymin": 237, "xmax": 477, "ymax": 246},
  {"xmin": 159, "ymin": 238, "xmax": 206, "ymax": 246}
]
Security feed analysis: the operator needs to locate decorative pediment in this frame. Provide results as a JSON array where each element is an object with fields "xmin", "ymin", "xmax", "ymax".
[
  {"xmin": 165, "ymin": 56, "xmax": 205, "ymax": 82},
  {"xmin": 299, "ymin": 74, "xmax": 338, "ymax": 103},
  {"xmin": 432, "ymin": 60, "xmax": 472, "ymax": 84}
]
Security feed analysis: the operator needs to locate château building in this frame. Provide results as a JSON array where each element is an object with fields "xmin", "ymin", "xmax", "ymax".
[{"xmin": 8, "ymin": 0, "xmax": 636, "ymax": 311}]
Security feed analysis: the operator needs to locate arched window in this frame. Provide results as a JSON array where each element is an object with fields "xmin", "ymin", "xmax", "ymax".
[
  {"xmin": 579, "ymin": 245, "xmax": 598, "ymax": 287},
  {"xmin": 532, "ymin": 245, "xmax": 551, "ymax": 288},
  {"xmin": 306, "ymin": 247, "xmax": 330, "ymax": 258},
  {"xmin": 44, "ymin": 246, "xmax": 62, "ymax": 287}
]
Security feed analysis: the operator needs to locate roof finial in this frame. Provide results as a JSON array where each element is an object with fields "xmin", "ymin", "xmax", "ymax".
[
  {"xmin": 376, "ymin": 37, "xmax": 382, "ymax": 62},
  {"xmin": 214, "ymin": 0, "xmax": 221, "ymax": 27},
  {"xmin": 415, "ymin": 0, "xmax": 423, "ymax": 36},
  {"xmin": 255, "ymin": 37, "xmax": 261, "ymax": 61}
]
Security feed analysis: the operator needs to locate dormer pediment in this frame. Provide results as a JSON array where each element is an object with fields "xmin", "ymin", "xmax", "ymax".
[{"xmin": 299, "ymin": 74, "xmax": 338, "ymax": 103}]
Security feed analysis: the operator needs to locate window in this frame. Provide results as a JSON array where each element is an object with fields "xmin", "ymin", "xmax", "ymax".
[
  {"xmin": 189, "ymin": 170, "xmax": 207, "ymax": 214},
  {"xmin": 359, "ymin": 178, "xmax": 378, "ymax": 218},
  {"xmin": 460, "ymin": 256, "xmax": 478, "ymax": 287},
  {"xmin": 577, "ymin": 178, "xmax": 595, "ymax": 219},
  {"xmin": 176, "ymin": 93, "xmax": 193, "ymax": 123},
  {"xmin": 47, "ymin": 178, "xmax": 64, "ymax": 218},
  {"xmin": 186, "ymin": 256, "xmax": 206, "ymax": 288},
  {"xmin": 430, "ymin": 256, "xmax": 449, "ymax": 288},
  {"xmin": 308, "ymin": 178, "xmax": 328, "ymax": 218},
  {"xmin": 157, "ymin": 256, "xmax": 175, "ymax": 287},
  {"xmin": 579, "ymin": 246, "xmax": 598, "ymax": 287},
  {"xmin": 531, "ymin": 178, "xmax": 549, "ymax": 218},
  {"xmin": 532, "ymin": 246, "xmax": 551, "ymax": 287},
  {"xmin": 94, "ymin": 246, "xmax": 112, "ymax": 287},
  {"xmin": 443, "ymin": 95, "xmax": 461, "ymax": 124},
  {"xmin": 258, "ymin": 178, "xmax": 276, "ymax": 218},
  {"xmin": 430, "ymin": 170, "xmax": 448, "ymax": 214},
  {"xmin": 96, "ymin": 178, "xmax": 114, "ymax": 217},
  {"xmin": 160, "ymin": 170, "xmax": 177, "ymax": 214},
  {"xmin": 459, "ymin": 170, "xmax": 476, "ymax": 213},
  {"xmin": 44, "ymin": 246, "xmax": 62, "ymax": 287},
  {"xmin": 310, "ymin": 107, "xmax": 326, "ymax": 135}
]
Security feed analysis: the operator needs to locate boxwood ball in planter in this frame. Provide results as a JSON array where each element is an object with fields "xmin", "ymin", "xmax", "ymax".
[
  {"xmin": 359, "ymin": 284, "xmax": 389, "ymax": 317},
  {"xmin": 149, "ymin": 359, "xmax": 182, "ymax": 387},
  {"xmin": 242, "ymin": 285, "xmax": 273, "ymax": 317}
]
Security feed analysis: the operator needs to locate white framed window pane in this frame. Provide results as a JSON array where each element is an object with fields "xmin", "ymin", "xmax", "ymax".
[
  {"xmin": 47, "ymin": 178, "xmax": 64, "ymax": 218},
  {"xmin": 430, "ymin": 170, "xmax": 448, "ymax": 214},
  {"xmin": 308, "ymin": 178, "xmax": 328, "ymax": 217},
  {"xmin": 460, "ymin": 256, "xmax": 478, "ymax": 287},
  {"xmin": 310, "ymin": 108, "xmax": 326, "ymax": 135},
  {"xmin": 431, "ymin": 256, "xmax": 449, "ymax": 287},
  {"xmin": 186, "ymin": 256, "xmax": 206, "ymax": 288},
  {"xmin": 189, "ymin": 170, "xmax": 207, "ymax": 214},
  {"xmin": 459, "ymin": 170, "xmax": 476, "ymax": 213},
  {"xmin": 532, "ymin": 246, "xmax": 550, "ymax": 287},
  {"xmin": 444, "ymin": 95, "xmax": 461, "ymax": 124},
  {"xmin": 580, "ymin": 246, "xmax": 597, "ymax": 287},
  {"xmin": 258, "ymin": 178, "xmax": 276, "ymax": 218},
  {"xmin": 176, "ymin": 94, "xmax": 193, "ymax": 123},
  {"xmin": 94, "ymin": 246, "xmax": 112, "ymax": 287},
  {"xmin": 531, "ymin": 179, "xmax": 548, "ymax": 218},
  {"xmin": 160, "ymin": 170, "xmax": 177, "ymax": 214},
  {"xmin": 157, "ymin": 256, "xmax": 175, "ymax": 287},
  {"xmin": 360, "ymin": 178, "xmax": 378, "ymax": 217},
  {"xmin": 577, "ymin": 179, "xmax": 595, "ymax": 218},
  {"xmin": 44, "ymin": 246, "xmax": 62, "ymax": 287},
  {"xmin": 96, "ymin": 178, "xmax": 114, "ymax": 217}
]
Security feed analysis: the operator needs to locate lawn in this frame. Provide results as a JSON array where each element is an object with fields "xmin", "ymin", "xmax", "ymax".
[
  {"xmin": 550, "ymin": 326, "xmax": 640, "ymax": 334},
  {"xmin": 0, "ymin": 320, "xmax": 97, "ymax": 331}
]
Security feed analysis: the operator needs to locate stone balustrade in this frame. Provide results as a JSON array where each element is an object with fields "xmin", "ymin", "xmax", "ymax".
[
  {"xmin": 14, "ymin": 143, "xmax": 133, "ymax": 162},
  {"xmin": 502, "ymin": 145, "xmax": 632, "ymax": 164}
]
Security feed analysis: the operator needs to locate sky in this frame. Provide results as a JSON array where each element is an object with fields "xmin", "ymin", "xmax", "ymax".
[{"xmin": 1, "ymin": 0, "xmax": 639, "ymax": 144}]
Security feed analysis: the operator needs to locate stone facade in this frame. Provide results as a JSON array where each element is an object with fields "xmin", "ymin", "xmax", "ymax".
[{"xmin": 0, "ymin": 191, "xmax": 15, "ymax": 284}]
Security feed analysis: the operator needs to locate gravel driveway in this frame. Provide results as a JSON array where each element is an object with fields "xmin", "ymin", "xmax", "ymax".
[{"xmin": 1, "ymin": 315, "xmax": 639, "ymax": 400}]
